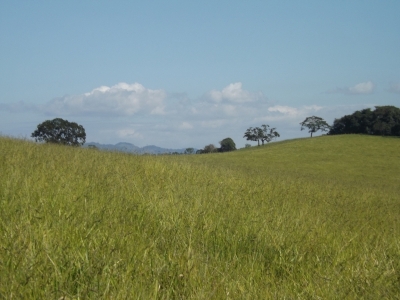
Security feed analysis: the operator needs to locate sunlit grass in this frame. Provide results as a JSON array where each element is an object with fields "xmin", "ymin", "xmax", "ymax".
[{"xmin": 0, "ymin": 135, "xmax": 399, "ymax": 298}]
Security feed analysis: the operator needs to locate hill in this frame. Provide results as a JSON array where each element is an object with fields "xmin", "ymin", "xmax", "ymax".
[
  {"xmin": 179, "ymin": 134, "xmax": 400, "ymax": 192},
  {"xmin": 0, "ymin": 135, "xmax": 399, "ymax": 298}
]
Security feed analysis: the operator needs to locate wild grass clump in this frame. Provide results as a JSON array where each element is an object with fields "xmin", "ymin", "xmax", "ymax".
[{"xmin": 0, "ymin": 135, "xmax": 399, "ymax": 298}]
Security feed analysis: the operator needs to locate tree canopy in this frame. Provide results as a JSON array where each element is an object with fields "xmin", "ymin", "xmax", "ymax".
[
  {"xmin": 300, "ymin": 116, "xmax": 330, "ymax": 137},
  {"xmin": 244, "ymin": 125, "xmax": 280, "ymax": 146},
  {"xmin": 31, "ymin": 118, "xmax": 86, "ymax": 146},
  {"xmin": 219, "ymin": 137, "xmax": 236, "ymax": 152},
  {"xmin": 329, "ymin": 106, "xmax": 400, "ymax": 136}
]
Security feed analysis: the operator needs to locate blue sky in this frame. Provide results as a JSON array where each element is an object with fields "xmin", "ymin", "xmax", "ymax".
[{"xmin": 1, "ymin": 1, "xmax": 399, "ymax": 149}]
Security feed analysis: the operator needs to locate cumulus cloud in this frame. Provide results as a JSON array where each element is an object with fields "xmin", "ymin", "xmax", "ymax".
[
  {"xmin": 3, "ymin": 81, "xmax": 368, "ymax": 148},
  {"xmin": 389, "ymin": 82, "xmax": 400, "ymax": 94},
  {"xmin": 43, "ymin": 82, "xmax": 166, "ymax": 116},
  {"xmin": 208, "ymin": 82, "xmax": 263, "ymax": 103},
  {"xmin": 327, "ymin": 81, "xmax": 375, "ymax": 95},
  {"xmin": 257, "ymin": 105, "xmax": 324, "ymax": 122}
]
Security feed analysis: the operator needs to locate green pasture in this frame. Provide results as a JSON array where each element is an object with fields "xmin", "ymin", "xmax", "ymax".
[{"xmin": 0, "ymin": 135, "xmax": 399, "ymax": 299}]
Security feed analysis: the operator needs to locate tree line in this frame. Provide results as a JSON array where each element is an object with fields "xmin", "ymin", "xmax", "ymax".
[{"xmin": 31, "ymin": 106, "xmax": 400, "ymax": 151}]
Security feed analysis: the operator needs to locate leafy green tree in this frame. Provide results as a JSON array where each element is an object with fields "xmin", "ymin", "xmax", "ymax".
[
  {"xmin": 219, "ymin": 137, "xmax": 236, "ymax": 152},
  {"xmin": 243, "ymin": 127, "xmax": 260, "ymax": 145},
  {"xmin": 244, "ymin": 125, "xmax": 280, "ymax": 146},
  {"xmin": 329, "ymin": 106, "xmax": 400, "ymax": 136},
  {"xmin": 31, "ymin": 118, "xmax": 86, "ymax": 146},
  {"xmin": 259, "ymin": 124, "xmax": 280, "ymax": 145},
  {"xmin": 300, "ymin": 116, "xmax": 330, "ymax": 137}
]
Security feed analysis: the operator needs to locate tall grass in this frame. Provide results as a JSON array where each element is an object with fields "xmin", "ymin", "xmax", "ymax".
[{"xmin": 0, "ymin": 135, "xmax": 399, "ymax": 298}]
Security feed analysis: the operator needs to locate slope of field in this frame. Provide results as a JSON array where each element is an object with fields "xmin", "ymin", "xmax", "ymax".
[{"xmin": 0, "ymin": 135, "xmax": 399, "ymax": 298}]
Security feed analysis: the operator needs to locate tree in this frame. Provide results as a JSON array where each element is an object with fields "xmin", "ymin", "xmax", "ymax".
[
  {"xmin": 184, "ymin": 148, "xmax": 195, "ymax": 154},
  {"xmin": 300, "ymin": 116, "xmax": 330, "ymax": 137},
  {"xmin": 329, "ymin": 106, "xmax": 400, "ymax": 136},
  {"xmin": 31, "ymin": 118, "xmax": 86, "ymax": 146},
  {"xmin": 203, "ymin": 144, "xmax": 218, "ymax": 153},
  {"xmin": 196, "ymin": 144, "xmax": 219, "ymax": 154},
  {"xmin": 259, "ymin": 124, "xmax": 280, "ymax": 145},
  {"xmin": 244, "ymin": 125, "xmax": 280, "ymax": 146},
  {"xmin": 219, "ymin": 137, "xmax": 236, "ymax": 152},
  {"xmin": 243, "ymin": 127, "xmax": 260, "ymax": 146}
]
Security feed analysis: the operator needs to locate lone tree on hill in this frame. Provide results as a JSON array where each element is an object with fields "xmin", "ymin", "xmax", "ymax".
[
  {"xmin": 244, "ymin": 125, "xmax": 280, "ymax": 146},
  {"xmin": 300, "ymin": 116, "xmax": 330, "ymax": 137},
  {"xmin": 31, "ymin": 118, "xmax": 86, "ymax": 146},
  {"xmin": 219, "ymin": 137, "xmax": 236, "ymax": 152}
]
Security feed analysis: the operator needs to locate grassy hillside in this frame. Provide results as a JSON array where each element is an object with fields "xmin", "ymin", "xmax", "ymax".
[{"xmin": 0, "ymin": 135, "xmax": 399, "ymax": 298}]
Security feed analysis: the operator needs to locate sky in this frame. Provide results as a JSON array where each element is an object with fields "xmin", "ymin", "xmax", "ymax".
[{"xmin": 1, "ymin": 1, "xmax": 399, "ymax": 149}]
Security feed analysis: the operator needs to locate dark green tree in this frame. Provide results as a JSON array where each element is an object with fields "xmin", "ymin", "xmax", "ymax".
[
  {"xmin": 219, "ymin": 137, "xmax": 236, "ymax": 152},
  {"xmin": 300, "ymin": 116, "xmax": 330, "ymax": 137},
  {"xmin": 31, "ymin": 118, "xmax": 86, "ymax": 146},
  {"xmin": 243, "ymin": 127, "xmax": 260, "ymax": 146},
  {"xmin": 196, "ymin": 144, "xmax": 218, "ymax": 154},
  {"xmin": 259, "ymin": 124, "xmax": 280, "ymax": 145},
  {"xmin": 329, "ymin": 106, "xmax": 400, "ymax": 136},
  {"xmin": 203, "ymin": 144, "xmax": 218, "ymax": 153},
  {"xmin": 244, "ymin": 125, "xmax": 280, "ymax": 146}
]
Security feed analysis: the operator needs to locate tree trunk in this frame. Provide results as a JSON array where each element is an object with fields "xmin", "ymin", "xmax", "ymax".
[{"xmin": 311, "ymin": 132, "xmax": 313, "ymax": 138}]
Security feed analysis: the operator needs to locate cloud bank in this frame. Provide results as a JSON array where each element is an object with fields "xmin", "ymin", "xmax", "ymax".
[
  {"xmin": 327, "ymin": 81, "xmax": 375, "ymax": 95},
  {"xmin": 44, "ymin": 82, "xmax": 167, "ymax": 116},
  {"xmin": 0, "ymin": 81, "xmax": 377, "ymax": 148}
]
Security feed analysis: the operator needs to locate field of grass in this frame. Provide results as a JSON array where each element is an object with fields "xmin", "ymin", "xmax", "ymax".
[{"xmin": 0, "ymin": 135, "xmax": 399, "ymax": 299}]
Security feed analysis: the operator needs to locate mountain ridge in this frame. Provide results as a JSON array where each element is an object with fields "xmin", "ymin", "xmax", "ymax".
[{"xmin": 84, "ymin": 141, "xmax": 191, "ymax": 154}]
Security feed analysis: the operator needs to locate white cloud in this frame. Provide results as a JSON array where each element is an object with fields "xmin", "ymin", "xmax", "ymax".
[
  {"xmin": 44, "ymin": 82, "xmax": 166, "ymax": 116},
  {"xmin": 3, "ymin": 81, "xmax": 380, "ymax": 149},
  {"xmin": 208, "ymin": 82, "xmax": 263, "ymax": 103},
  {"xmin": 116, "ymin": 128, "xmax": 143, "ymax": 139},
  {"xmin": 389, "ymin": 82, "xmax": 400, "ymax": 94},
  {"xmin": 84, "ymin": 85, "xmax": 110, "ymax": 96},
  {"xmin": 268, "ymin": 105, "xmax": 299, "ymax": 116},
  {"xmin": 348, "ymin": 81, "xmax": 375, "ymax": 94},
  {"xmin": 327, "ymin": 81, "xmax": 375, "ymax": 95},
  {"xmin": 257, "ymin": 105, "xmax": 325, "ymax": 123}
]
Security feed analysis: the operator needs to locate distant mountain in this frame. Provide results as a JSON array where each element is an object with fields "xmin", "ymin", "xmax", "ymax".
[{"xmin": 84, "ymin": 142, "xmax": 191, "ymax": 154}]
